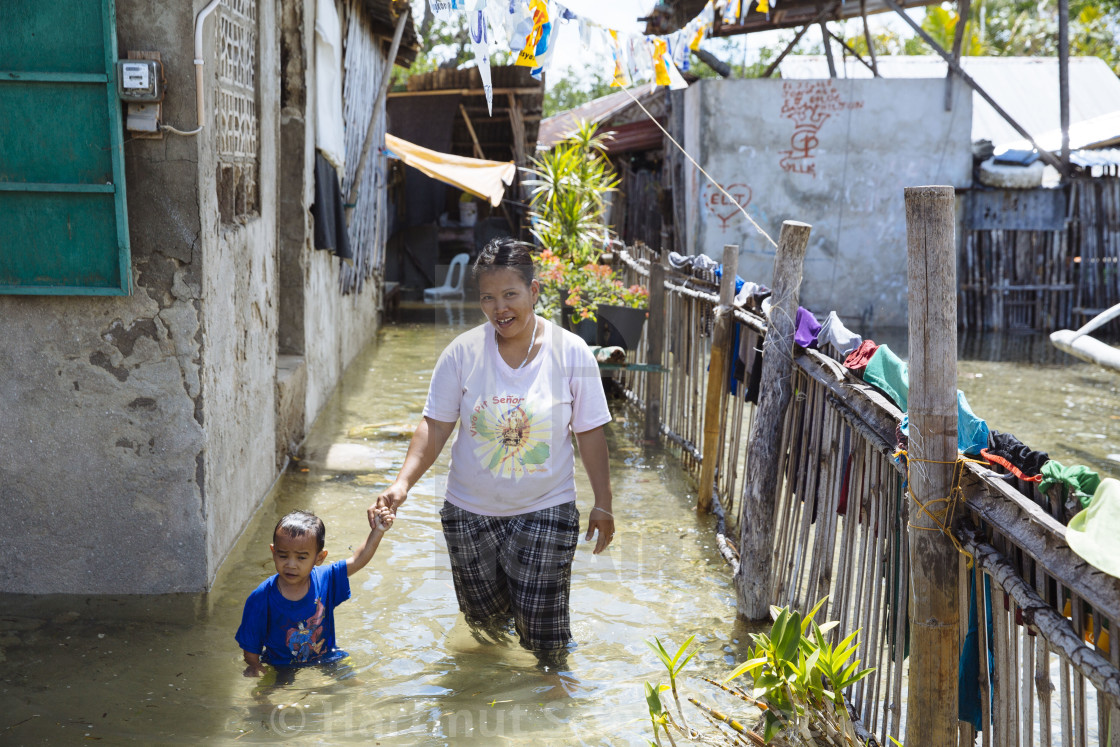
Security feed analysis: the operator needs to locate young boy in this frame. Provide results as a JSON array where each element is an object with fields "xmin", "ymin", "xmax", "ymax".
[{"xmin": 236, "ymin": 508, "xmax": 392, "ymax": 676}]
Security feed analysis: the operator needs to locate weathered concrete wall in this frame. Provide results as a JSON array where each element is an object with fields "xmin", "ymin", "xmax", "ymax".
[
  {"xmin": 0, "ymin": 0, "xmax": 390, "ymax": 594},
  {"xmin": 0, "ymin": 2, "xmax": 206, "ymax": 593},
  {"xmin": 197, "ymin": 0, "xmax": 282, "ymax": 581},
  {"xmin": 684, "ymin": 78, "xmax": 972, "ymax": 326}
]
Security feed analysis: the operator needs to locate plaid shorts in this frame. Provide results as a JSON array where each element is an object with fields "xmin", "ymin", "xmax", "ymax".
[{"xmin": 440, "ymin": 500, "xmax": 580, "ymax": 653}]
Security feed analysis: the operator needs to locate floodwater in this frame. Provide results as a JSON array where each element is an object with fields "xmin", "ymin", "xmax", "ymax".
[
  {"xmin": 1, "ymin": 309, "xmax": 1116, "ymax": 745},
  {"xmin": 0, "ymin": 304, "xmax": 755, "ymax": 746}
]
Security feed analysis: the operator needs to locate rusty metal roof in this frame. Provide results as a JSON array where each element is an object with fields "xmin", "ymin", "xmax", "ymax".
[
  {"xmin": 359, "ymin": 0, "xmax": 419, "ymax": 66},
  {"xmin": 537, "ymin": 84, "xmax": 657, "ymax": 148},
  {"xmin": 642, "ymin": 0, "xmax": 940, "ymax": 35}
]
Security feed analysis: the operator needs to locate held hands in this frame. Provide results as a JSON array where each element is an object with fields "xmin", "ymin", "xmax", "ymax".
[
  {"xmin": 586, "ymin": 505, "xmax": 615, "ymax": 555},
  {"xmin": 368, "ymin": 481, "xmax": 407, "ymax": 532},
  {"xmin": 370, "ymin": 505, "xmax": 395, "ymax": 532}
]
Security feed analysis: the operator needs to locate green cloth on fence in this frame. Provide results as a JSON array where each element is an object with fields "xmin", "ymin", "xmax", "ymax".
[
  {"xmin": 863, "ymin": 344, "xmax": 909, "ymax": 412},
  {"xmin": 1066, "ymin": 478, "xmax": 1120, "ymax": 579},
  {"xmin": 1039, "ymin": 460, "xmax": 1101, "ymax": 510}
]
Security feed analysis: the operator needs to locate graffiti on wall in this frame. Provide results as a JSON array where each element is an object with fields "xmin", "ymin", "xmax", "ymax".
[
  {"xmin": 778, "ymin": 81, "xmax": 863, "ymax": 177},
  {"xmin": 701, "ymin": 181, "xmax": 752, "ymax": 231}
]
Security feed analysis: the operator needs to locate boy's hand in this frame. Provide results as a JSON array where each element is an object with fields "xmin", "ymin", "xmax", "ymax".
[
  {"xmin": 373, "ymin": 506, "xmax": 394, "ymax": 532},
  {"xmin": 242, "ymin": 651, "xmax": 265, "ymax": 677}
]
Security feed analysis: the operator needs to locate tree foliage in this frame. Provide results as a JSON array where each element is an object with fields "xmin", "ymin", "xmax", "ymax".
[
  {"xmin": 543, "ymin": 66, "xmax": 614, "ymax": 117},
  {"xmin": 841, "ymin": 0, "xmax": 1120, "ymax": 76}
]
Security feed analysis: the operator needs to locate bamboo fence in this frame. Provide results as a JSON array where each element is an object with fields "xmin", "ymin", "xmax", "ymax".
[
  {"xmin": 611, "ymin": 245, "xmax": 1120, "ymax": 746},
  {"xmin": 961, "ymin": 178, "xmax": 1120, "ymax": 332}
]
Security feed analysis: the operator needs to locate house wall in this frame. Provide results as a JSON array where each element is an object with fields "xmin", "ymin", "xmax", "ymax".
[
  {"xmin": 0, "ymin": 0, "xmax": 391, "ymax": 594},
  {"xmin": 0, "ymin": 2, "xmax": 207, "ymax": 593},
  {"xmin": 684, "ymin": 78, "xmax": 973, "ymax": 327}
]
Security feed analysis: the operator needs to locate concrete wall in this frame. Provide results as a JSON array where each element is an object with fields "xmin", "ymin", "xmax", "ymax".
[
  {"xmin": 683, "ymin": 78, "xmax": 972, "ymax": 327},
  {"xmin": 0, "ymin": 2, "xmax": 206, "ymax": 593},
  {"xmin": 0, "ymin": 0, "xmax": 390, "ymax": 594}
]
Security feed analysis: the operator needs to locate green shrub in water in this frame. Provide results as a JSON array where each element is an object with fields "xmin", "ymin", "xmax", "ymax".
[{"xmin": 643, "ymin": 598, "xmax": 875, "ymax": 746}]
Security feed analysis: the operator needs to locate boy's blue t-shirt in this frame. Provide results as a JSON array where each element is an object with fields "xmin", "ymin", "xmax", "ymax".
[{"xmin": 236, "ymin": 560, "xmax": 351, "ymax": 666}]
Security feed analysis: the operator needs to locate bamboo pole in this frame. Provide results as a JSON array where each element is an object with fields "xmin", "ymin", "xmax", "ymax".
[
  {"xmin": 736, "ymin": 221, "xmax": 811, "ymax": 620},
  {"xmin": 904, "ymin": 186, "xmax": 961, "ymax": 746},
  {"xmin": 698, "ymin": 245, "xmax": 739, "ymax": 512},
  {"xmin": 645, "ymin": 262, "xmax": 667, "ymax": 441}
]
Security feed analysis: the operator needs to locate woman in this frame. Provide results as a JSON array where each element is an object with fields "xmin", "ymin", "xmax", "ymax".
[{"xmin": 369, "ymin": 237, "xmax": 615, "ymax": 660}]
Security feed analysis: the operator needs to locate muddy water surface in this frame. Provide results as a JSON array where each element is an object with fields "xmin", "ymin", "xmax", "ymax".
[
  {"xmin": 2, "ymin": 313, "xmax": 1116, "ymax": 745},
  {"xmin": 0, "ymin": 305, "xmax": 751, "ymax": 746}
]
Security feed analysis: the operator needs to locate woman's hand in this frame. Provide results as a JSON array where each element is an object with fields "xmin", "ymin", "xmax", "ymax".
[
  {"xmin": 586, "ymin": 505, "xmax": 615, "ymax": 554},
  {"xmin": 369, "ymin": 481, "xmax": 408, "ymax": 530}
]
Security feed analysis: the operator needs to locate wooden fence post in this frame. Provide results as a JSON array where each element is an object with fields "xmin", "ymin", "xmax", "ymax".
[
  {"xmin": 645, "ymin": 262, "xmax": 666, "ymax": 442},
  {"xmin": 736, "ymin": 221, "xmax": 811, "ymax": 619},
  {"xmin": 697, "ymin": 245, "xmax": 740, "ymax": 512},
  {"xmin": 904, "ymin": 185, "xmax": 961, "ymax": 746}
]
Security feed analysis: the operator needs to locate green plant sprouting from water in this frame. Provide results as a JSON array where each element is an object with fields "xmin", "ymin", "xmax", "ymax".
[{"xmin": 643, "ymin": 598, "xmax": 876, "ymax": 746}]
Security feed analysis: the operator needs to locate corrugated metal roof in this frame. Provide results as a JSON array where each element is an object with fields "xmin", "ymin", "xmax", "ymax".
[
  {"xmin": 1071, "ymin": 148, "xmax": 1120, "ymax": 169},
  {"xmin": 537, "ymin": 84, "xmax": 657, "ymax": 148},
  {"xmin": 779, "ymin": 56, "xmax": 1120, "ymax": 148},
  {"xmin": 359, "ymin": 0, "xmax": 419, "ymax": 66}
]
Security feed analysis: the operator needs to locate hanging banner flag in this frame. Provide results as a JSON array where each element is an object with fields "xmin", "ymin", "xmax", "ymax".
[
  {"xmin": 652, "ymin": 39, "xmax": 671, "ymax": 86},
  {"xmin": 756, "ymin": 0, "xmax": 770, "ymax": 13},
  {"xmin": 515, "ymin": 0, "xmax": 550, "ymax": 70},
  {"xmin": 607, "ymin": 29, "xmax": 631, "ymax": 88},
  {"xmin": 663, "ymin": 48, "xmax": 689, "ymax": 90},
  {"xmin": 469, "ymin": 0, "xmax": 494, "ymax": 114},
  {"xmin": 531, "ymin": 1, "xmax": 562, "ymax": 78},
  {"xmin": 428, "ymin": 0, "xmax": 464, "ymax": 22}
]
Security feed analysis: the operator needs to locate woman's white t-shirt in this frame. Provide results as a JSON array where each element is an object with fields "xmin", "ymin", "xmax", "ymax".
[{"xmin": 422, "ymin": 317, "xmax": 612, "ymax": 516}]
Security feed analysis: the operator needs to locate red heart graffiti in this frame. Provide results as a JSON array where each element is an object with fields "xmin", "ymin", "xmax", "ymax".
[{"xmin": 705, "ymin": 183, "xmax": 753, "ymax": 229}]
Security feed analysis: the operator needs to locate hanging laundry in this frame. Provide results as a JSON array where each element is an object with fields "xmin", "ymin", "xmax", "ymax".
[
  {"xmin": 794, "ymin": 307, "xmax": 822, "ymax": 349},
  {"xmin": 958, "ymin": 571, "xmax": 994, "ymax": 731},
  {"xmin": 863, "ymin": 344, "xmax": 908, "ymax": 411},
  {"xmin": 980, "ymin": 431, "xmax": 1049, "ymax": 482},
  {"xmin": 817, "ymin": 311, "xmax": 861, "ymax": 356},
  {"xmin": 900, "ymin": 390, "xmax": 990, "ymax": 456},
  {"xmin": 842, "ymin": 339, "xmax": 878, "ymax": 374},
  {"xmin": 733, "ymin": 281, "xmax": 770, "ymax": 310},
  {"xmin": 1066, "ymin": 478, "xmax": 1120, "ymax": 578},
  {"xmin": 1039, "ymin": 460, "xmax": 1102, "ymax": 512},
  {"xmin": 311, "ymin": 151, "xmax": 353, "ymax": 262}
]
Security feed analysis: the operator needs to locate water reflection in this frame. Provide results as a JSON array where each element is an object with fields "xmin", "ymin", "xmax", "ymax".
[{"xmin": 0, "ymin": 303, "xmax": 758, "ymax": 745}]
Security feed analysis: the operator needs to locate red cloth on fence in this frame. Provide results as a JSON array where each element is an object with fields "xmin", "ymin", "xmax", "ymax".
[{"xmin": 843, "ymin": 339, "xmax": 878, "ymax": 375}]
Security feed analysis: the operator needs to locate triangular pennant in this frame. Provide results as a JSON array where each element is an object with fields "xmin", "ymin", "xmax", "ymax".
[{"xmin": 468, "ymin": 0, "xmax": 493, "ymax": 115}]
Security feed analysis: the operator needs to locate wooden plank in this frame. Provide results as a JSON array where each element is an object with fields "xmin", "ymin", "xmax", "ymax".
[
  {"xmin": 697, "ymin": 244, "xmax": 739, "ymax": 511},
  {"xmin": 904, "ymin": 185, "xmax": 960, "ymax": 746},
  {"xmin": 736, "ymin": 221, "xmax": 811, "ymax": 619},
  {"xmin": 386, "ymin": 86, "xmax": 542, "ymax": 97},
  {"xmin": 0, "ymin": 182, "xmax": 116, "ymax": 193},
  {"xmin": 0, "ymin": 71, "xmax": 108, "ymax": 83}
]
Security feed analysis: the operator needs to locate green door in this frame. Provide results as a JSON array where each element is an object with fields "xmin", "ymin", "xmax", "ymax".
[{"xmin": 0, "ymin": 0, "xmax": 131, "ymax": 295}]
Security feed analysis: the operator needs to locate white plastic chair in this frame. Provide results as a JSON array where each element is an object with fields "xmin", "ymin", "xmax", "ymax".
[{"xmin": 423, "ymin": 253, "xmax": 470, "ymax": 302}]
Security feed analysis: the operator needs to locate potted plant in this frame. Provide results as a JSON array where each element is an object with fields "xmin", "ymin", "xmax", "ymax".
[{"xmin": 525, "ymin": 121, "xmax": 649, "ymax": 349}]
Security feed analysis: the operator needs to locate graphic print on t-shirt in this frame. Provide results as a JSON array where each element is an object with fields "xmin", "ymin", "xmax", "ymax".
[
  {"xmin": 285, "ymin": 598, "xmax": 327, "ymax": 662},
  {"xmin": 470, "ymin": 395, "xmax": 551, "ymax": 479}
]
